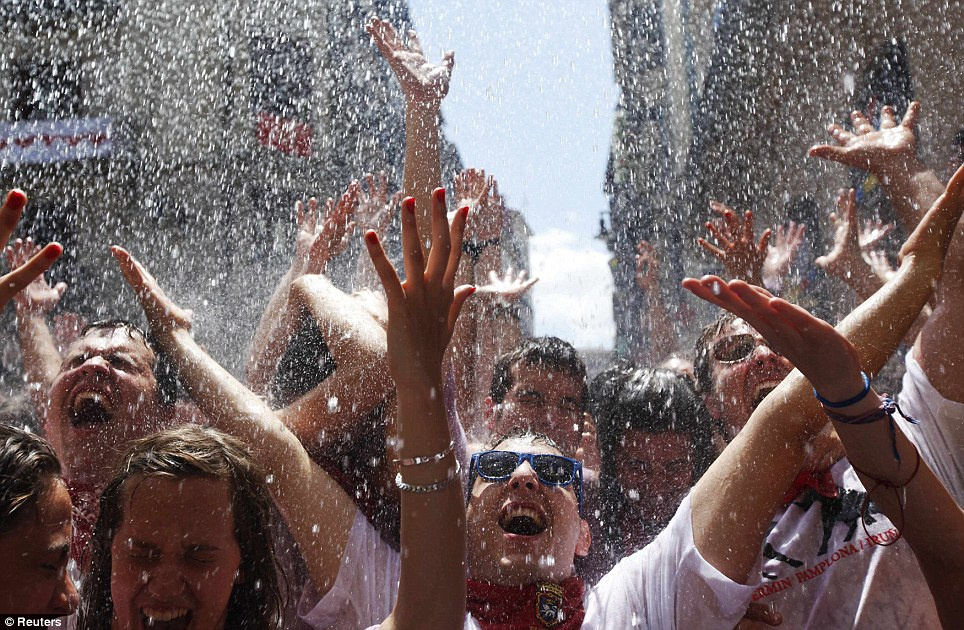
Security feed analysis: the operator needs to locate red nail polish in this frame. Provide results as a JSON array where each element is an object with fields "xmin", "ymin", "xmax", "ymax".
[
  {"xmin": 402, "ymin": 197, "xmax": 416, "ymax": 213},
  {"xmin": 365, "ymin": 230, "xmax": 379, "ymax": 244},
  {"xmin": 460, "ymin": 206, "xmax": 470, "ymax": 218}
]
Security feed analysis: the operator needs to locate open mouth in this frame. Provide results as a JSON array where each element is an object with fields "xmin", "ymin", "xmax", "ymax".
[
  {"xmin": 69, "ymin": 392, "xmax": 113, "ymax": 427},
  {"xmin": 141, "ymin": 607, "xmax": 192, "ymax": 630},
  {"xmin": 750, "ymin": 381, "xmax": 781, "ymax": 410},
  {"xmin": 498, "ymin": 504, "xmax": 548, "ymax": 537}
]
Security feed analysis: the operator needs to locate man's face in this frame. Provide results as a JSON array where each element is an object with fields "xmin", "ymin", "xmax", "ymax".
[
  {"xmin": 614, "ymin": 430, "xmax": 693, "ymax": 536},
  {"xmin": 488, "ymin": 363, "xmax": 586, "ymax": 454},
  {"xmin": 466, "ymin": 438, "xmax": 590, "ymax": 586},
  {"xmin": 0, "ymin": 479, "xmax": 78, "ymax": 615},
  {"xmin": 46, "ymin": 328, "xmax": 165, "ymax": 479},
  {"xmin": 110, "ymin": 476, "xmax": 243, "ymax": 630},
  {"xmin": 703, "ymin": 319, "xmax": 793, "ymax": 439}
]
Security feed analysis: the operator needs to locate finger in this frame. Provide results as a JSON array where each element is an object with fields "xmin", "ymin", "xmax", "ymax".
[
  {"xmin": 377, "ymin": 171, "xmax": 388, "ymax": 200},
  {"xmin": 296, "ymin": 200, "xmax": 305, "ymax": 227},
  {"xmin": 443, "ymin": 205, "xmax": 469, "ymax": 287},
  {"xmin": 399, "ymin": 196, "xmax": 425, "ymax": 286},
  {"xmin": 697, "ymin": 238, "xmax": 726, "ymax": 260},
  {"xmin": 1, "ymin": 242, "xmax": 62, "ymax": 296},
  {"xmin": 407, "ymin": 29, "xmax": 424, "ymax": 55},
  {"xmin": 0, "ymin": 189, "xmax": 28, "ymax": 249},
  {"xmin": 757, "ymin": 228, "xmax": 772, "ymax": 255},
  {"xmin": 808, "ymin": 144, "xmax": 848, "ymax": 162},
  {"xmin": 850, "ymin": 110, "xmax": 873, "ymax": 134},
  {"xmin": 742, "ymin": 210, "xmax": 756, "ymax": 244},
  {"xmin": 306, "ymin": 198, "xmax": 319, "ymax": 232},
  {"xmin": 901, "ymin": 101, "xmax": 920, "ymax": 130},
  {"xmin": 446, "ymin": 285, "xmax": 476, "ymax": 340},
  {"xmin": 879, "ymin": 105, "xmax": 897, "ymax": 130},
  {"xmin": 364, "ymin": 230, "xmax": 405, "ymax": 304},
  {"xmin": 364, "ymin": 173, "xmax": 375, "ymax": 196},
  {"xmin": 743, "ymin": 602, "xmax": 783, "ymax": 627},
  {"xmin": 704, "ymin": 222, "xmax": 731, "ymax": 247},
  {"xmin": 427, "ymin": 188, "xmax": 453, "ymax": 281}
]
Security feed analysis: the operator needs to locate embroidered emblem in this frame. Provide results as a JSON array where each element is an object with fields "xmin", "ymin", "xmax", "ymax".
[{"xmin": 534, "ymin": 582, "xmax": 565, "ymax": 627}]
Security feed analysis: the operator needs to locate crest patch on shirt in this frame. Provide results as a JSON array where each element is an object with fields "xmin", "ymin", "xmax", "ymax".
[{"xmin": 535, "ymin": 582, "xmax": 565, "ymax": 627}]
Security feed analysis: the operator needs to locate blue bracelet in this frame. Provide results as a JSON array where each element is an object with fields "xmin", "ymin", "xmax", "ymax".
[{"xmin": 814, "ymin": 371, "xmax": 871, "ymax": 408}]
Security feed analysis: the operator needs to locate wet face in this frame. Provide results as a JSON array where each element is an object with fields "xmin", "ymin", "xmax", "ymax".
[
  {"xmin": 46, "ymin": 328, "xmax": 165, "ymax": 479},
  {"xmin": 488, "ymin": 363, "xmax": 586, "ymax": 454},
  {"xmin": 466, "ymin": 438, "xmax": 590, "ymax": 586},
  {"xmin": 703, "ymin": 318, "xmax": 793, "ymax": 440},
  {"xmin": 614, "ymin": 430, "xmax": 693, "ymax": 536},
  {"xmin": 110, "ymin": 476, "xmax": 242, "ymax": 630},
  {"xmin": 0, "ymin": 479, "xmax": 78, "ymax": 615}
]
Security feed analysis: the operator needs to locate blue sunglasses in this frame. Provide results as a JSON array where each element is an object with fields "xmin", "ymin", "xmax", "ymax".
[{"xmin": 467, "ymin": 450, "xmax": 584, "ymax": 515}]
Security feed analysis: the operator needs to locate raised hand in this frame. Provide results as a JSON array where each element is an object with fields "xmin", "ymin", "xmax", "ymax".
[
  {"xmin": 366, "ymin": 17, "xmax": 454, "ymax": 108},
  {"xmin": 7, "ymin": 237, "xmax": 67, "ymax": 314},
  {"xmin": 357, "ymin": 172, "xmax": 397, "ymax": 240},
  {"xmin": 111, "ymin": 246, "xmax": 193, "ymax": 335},
  {"xmin": 454, "ymin": 167, "xmax": 491, "ymax": 210},
  {"xmin": 698, "ymin": 201, "xmax": 771, "ymax": 285},
  {"xmin": 814, "ymin": 189, "xmax": 875, "ymax": 289},
  {"xmin": 363, "ymin": 188, "xmax": 473, "ymax": 386},
  {"xmin": 634, "ymin": 240, "xmax": 661, "ymax": 293},
  {"xmin": 475, "ymin": 267, "xmax": 538, "ymax": 302},
  {"xmin": 865, "ymin": 249, "xmax": 896, "ymax": 284},
  {"xmin": 1, "ymin": 190, "xmax": 62, "ymax": 310},
  {"xmin": 763, "ymin": 221, "xmax": 806, "ymax": 287},
  {"xmin": 809, "ymin": 102, "xmax": 923, "ymax": 179},
  {"xmin": 303, "ymin": 181, "xmax": 360, "ymax": 276},
  {"xmin": 858, "ymin": 218, "xmax": 894, "ymax": 251},
  {"xmin": 682, "ymin": 276, "xmax": 861, "ymax": 402}
]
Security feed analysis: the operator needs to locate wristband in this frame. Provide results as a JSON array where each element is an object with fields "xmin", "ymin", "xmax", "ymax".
[{"xmin": 813, "ymin": 371, "xmax": 870, "ymax": 408}]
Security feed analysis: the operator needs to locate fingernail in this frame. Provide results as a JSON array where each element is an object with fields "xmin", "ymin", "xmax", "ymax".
[
  {"xmin": 365, "ymin": 230, "xmax": 379, "ymax": 244},
  {"xmin": 460, "ymin": 206, "xmax": 469, "ymax": 218},
  {"xmin": 402, "ymin": 197, "xmax": 415, "ymax": 213},
  {"xmin": 434, "ymin": 187, "xmax": 446, "ymax": 202}
]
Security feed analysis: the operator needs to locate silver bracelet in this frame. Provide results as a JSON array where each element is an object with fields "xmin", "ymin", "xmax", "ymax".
[
  {"xmin": 392, "ymin": 440, "xmax": 455, "ymax": 466},
  {"xmin": 395, "ymin": 459, "xmax": 461, "ymax": 493}
]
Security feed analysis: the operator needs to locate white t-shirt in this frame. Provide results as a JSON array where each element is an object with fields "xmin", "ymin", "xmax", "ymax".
[
  {"xmin": 299, "ymin": 495, "xmax": 755, "ymax": 629},
  {"xmin": 744, "ymin": 458, "xmax": 939, "ymax": 628},
  {"xmin": 897, "ymin": 352, "xmax": 964, "ymax": 505}
]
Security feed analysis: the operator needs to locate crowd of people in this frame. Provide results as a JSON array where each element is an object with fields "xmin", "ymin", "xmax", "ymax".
[{"xmin": 1, "ymin": 15, "xmax": 962, "ymax": 630}]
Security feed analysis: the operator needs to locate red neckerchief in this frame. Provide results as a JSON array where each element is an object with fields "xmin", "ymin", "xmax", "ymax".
[
  {"xmin": 66, "ymin": 480, "xmax": 101, "ymax": 567},
  {"xmin": 783, "ymin": 468, "xmax": 838, "ymax": 505},
  {"xmin": 466, "ymin": 577, "xmax": 586, "ymax": 629}
]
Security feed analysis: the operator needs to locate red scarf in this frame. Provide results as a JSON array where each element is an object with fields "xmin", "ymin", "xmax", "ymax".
[
  {"xmin": 66, "ymin": 480, "xmax": 101, "ymax": 567},
  {"xmin": 466, "ymin": 577, "xmax": 585, "ymax": 629},
  {"xmin": 783, "ymin": 468, "xmax": 838, "ymax": 505}
]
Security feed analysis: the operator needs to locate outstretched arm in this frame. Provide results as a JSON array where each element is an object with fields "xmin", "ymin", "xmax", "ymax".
[
  {"xmin": 367, "ymin": 17, "xmax": 453, "ymax": 248},
  {"xmin": 246, "ymin": 184, "xmax": 359, "ymax": 394},
  {"xmin": 365, "ymin": 189, "xmax": 472, "ymax": 630},
  {"xmin": 810, "ymin": 102, "xmax": 964, "ymax": 400},
  {"xmin": 113, "ymin": 247, "xmax": 356, "ymax": 598},
  {"xmin": 687, "ymin": 162, "xmax": 964, "ymax": 587},
  {"xmin": 634, "ymin": 240, "xmax": 678, "ymax": 364}
]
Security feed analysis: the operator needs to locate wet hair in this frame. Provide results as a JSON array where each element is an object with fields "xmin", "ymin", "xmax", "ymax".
[
  {"xmin": 592, "ymin": 365, "xmax": 716, "ymax": 485},
  {"xmin": 0, "ymin": 393, "xmax": 40, "ymax": 434},
  {"xmin": 693, "ymin": 311, "xmax": 739, "ymax": 397},
  {"xmin": 484, "ymin": 426, "xmax": 569, "ymax": 458},
  {"xmin": 78, "ymin": 425, "xmax": 283, "ymax": 630},
  {"xmin": 489, "ymin": 336, "xmax": 588, "ymax": 410},
  {"xmin": 80, "ymin": 319, "xmax": 179, "ymax": 406},
  {"xmin": 0, "ymin": 424, "xmax": 62, "ymax": 535}
]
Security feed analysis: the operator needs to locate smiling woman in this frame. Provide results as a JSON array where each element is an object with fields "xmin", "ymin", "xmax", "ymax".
[{"xmin": 77, "ymin": 425, "xmax": 283, "ymax": 630}]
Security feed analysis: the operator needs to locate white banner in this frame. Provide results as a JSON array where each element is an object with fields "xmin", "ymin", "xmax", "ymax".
[{"xmin": 0, "ymin": 117, "xmax": 112, "ymax": 165}]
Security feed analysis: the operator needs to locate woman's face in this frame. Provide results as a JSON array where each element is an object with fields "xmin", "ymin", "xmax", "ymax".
[{"xmin": 110, "ymin": 476, "xmax": 242, "ymax": 630}]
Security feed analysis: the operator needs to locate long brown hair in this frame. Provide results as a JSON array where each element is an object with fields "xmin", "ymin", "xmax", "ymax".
[{"xmin": 77, "ymin": 425, "xmax": 283, "ymax": 629}]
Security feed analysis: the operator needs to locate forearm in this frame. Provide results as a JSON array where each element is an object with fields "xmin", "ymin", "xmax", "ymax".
[
  {"xmin": 15, "ymin": 310, "xmax": 60, "ymax": 418},
  {"xmin": 639, "ymin": 290, "xmax": 678, "ymax": 364},
  {"xmin": 245, "ymin": 265, "xmax": 302, "ymax": 394},
  {"xmin": 881, "ymin": 163, "xmax": 945, "ymax": 232},
  {"xmin": 403, "ymin": 103, "xmax": 443, "ymax": 233},
  {"xmin": 160, "ymin": 327, "xmax": 355, "ymax": 595},
  {"xmin": 389, "ymin": 385, "xmax": 466, "ymax": 630}
]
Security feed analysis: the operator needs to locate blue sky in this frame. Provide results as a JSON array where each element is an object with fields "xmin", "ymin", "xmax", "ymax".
[{"xmin": 406, "ymin": 0, "xmax": 618, "ymax": 348}]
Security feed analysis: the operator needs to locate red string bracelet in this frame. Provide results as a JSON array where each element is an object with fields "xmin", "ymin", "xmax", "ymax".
[{"xmin": 822, "ymin": 395, "xmax": 922, "ymax": 545}]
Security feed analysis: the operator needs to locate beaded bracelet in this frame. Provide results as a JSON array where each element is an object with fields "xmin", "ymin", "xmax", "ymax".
[
  {"xmin": 395, "ymin": 459, "xmax": 462, "ymax": 493},
  {"xmin": 392, "ymin": 440, "xmax": 455, "ymax": 467},
  {"xmin": 813, "ymin": 371, "xmax": 871, "ymax": 408}
]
